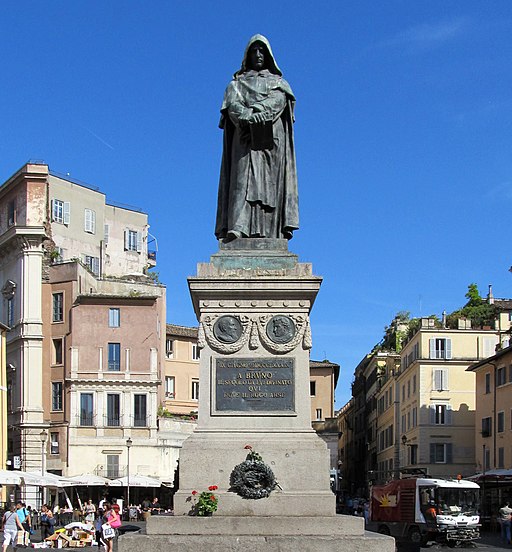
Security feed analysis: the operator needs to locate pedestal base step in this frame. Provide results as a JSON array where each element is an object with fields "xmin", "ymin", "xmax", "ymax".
[
  {"xmin": 119, "ymin": 516, "xmax": 395, "ymax": 552},
  {"xmin": 120, "ymin": 530, "xmax": 394, "ymax": 552}
]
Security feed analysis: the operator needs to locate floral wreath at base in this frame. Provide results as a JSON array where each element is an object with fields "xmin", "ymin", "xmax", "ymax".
[{"xmin": 230, "ymin": 445, "xmax": 278, "ymax": 500}]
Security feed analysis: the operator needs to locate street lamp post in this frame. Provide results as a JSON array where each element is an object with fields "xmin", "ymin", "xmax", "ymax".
[
  {"xmin": 40, "ymin": 430, "xmax": 48, "ymax": 506},
  {"xmin": 126, "ymin": 438, "xmax": 133, "ymax": 512}
]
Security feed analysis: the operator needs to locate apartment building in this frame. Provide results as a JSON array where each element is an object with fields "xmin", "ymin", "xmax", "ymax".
[
  {"xmin": 0, "ymin": 163, "xmax": 179, "ymax": 494},
  {"xmin": 162, "ymin": 324, "xmax": 200, "ymax": 415},
  {"xmin": 392, "ymin": 317, "xmax": 509, "ymax": 480},
  {"xmin": 0, "ymin": 322, "xmax": 8, "ymax": 503},
  {"xmin": 310, "ymin": 360, "xmax": 338, "ymax": 422},
  {"xmin": 467, "ymin": 343, "xmax": 512, "ymax": 519}
]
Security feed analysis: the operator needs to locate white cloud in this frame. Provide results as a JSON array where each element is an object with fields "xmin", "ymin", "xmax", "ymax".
[{"xmin": 378, "ymin": 17, "xmax": 470, "ymax": 53}]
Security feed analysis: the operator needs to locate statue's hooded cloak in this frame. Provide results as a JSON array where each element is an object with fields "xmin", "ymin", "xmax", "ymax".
[{"xmin": 215, "ymin": 34, "xmax": 299, "ymax": 240}]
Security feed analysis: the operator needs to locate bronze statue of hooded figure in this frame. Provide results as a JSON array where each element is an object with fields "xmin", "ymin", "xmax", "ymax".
[{"xmin": 215, "ymin": 34, "xmax": 299, "ymax": 241}]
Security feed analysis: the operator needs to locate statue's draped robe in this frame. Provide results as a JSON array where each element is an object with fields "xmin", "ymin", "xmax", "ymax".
[{"xmin": 215, "ymin": 65, "xmax": 299, "ymax": 240}]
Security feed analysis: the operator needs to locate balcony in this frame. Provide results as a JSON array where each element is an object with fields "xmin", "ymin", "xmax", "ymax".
[{"xmin": 95, "ymin": 465, "xmax": 127, "ymax": 479}]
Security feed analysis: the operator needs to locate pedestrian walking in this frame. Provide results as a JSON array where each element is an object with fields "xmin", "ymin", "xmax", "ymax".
[{"xmin": 2, "ymin": 505, "xmax": 24, "ymax": 552}]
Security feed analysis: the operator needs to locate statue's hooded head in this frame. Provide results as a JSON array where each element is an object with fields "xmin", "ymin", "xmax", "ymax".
[{"xmin": 236, "ymin": 34, "xmax": 282, "ymax": 77}]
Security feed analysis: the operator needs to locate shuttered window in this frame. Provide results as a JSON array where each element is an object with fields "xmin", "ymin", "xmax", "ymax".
[
  {"xmin": 429, "ymin": 338, "xmax": 452, "ymax": 359},
  {"xmin": 84, "ymin": 208, "xmax": 96, "ymax": 234},
  {"xmin": 433, "ymin": 368, "xmax": 449, "ymax": 391}
]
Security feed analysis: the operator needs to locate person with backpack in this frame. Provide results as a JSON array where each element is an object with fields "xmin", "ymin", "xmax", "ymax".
[{"xmin": 2, "ymin": 505, "xmax": 25, "ymax": 552}]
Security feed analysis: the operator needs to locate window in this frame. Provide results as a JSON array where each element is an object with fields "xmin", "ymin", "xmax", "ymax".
[
  {"xmin": 165, "ymin": 376, "xmax": 175, "ymax": 398},
  {"xmin": 378, "ymin": 396, "xmax": 384, "ymax": 415},
  {"xmin": 106, "ymin": 455, "xmax": 119, "ymax": 478},
  {"xmin": 84, "ymin": 255, "xmax": 100, "ymax": 276},
  {"xmin": 310, "ymin": 381, "xmax": 316, "ymax": 396},
  {"xmin": 104, "ymin": 224, "xmax": 109, "ymax": 244},
  {"xmin": 52, "ymin": 293, "xmax": 64, "ymax": 322},
  {"xmin": 433, "ymin": 369, "xmax": 449, "ymax": 391},
  {"xmin": 509, "ymin": 365, "xmax": 512, "ymax": 383},
  {"xmin": 410, "ymin": 444, "xmax": 418, "ymax": 465},
  {"xmin": 192, "ymin": 380, "xmax": 199, "ymax": 400},
  {"xmin": 401, "ymin": 414, "xmax": 406, "ymax": 433},
  {"xmin": 316, "ymin": 408, "xmax": 322, "ymax": 420},
  {"xmin": 498, "ymin": 447, "xmax": 505, "ymax": 469},
  {"xmin": 84, "ymin": 208, "xmax": 96, "ymax": 234},
  {"xmin": 53, "ymin": 339, "xmax": 63, "ymax": 365},
  {"xmin": 107, "ymin": 394, "xmax": 120, "ymax": 426},
  {"xmin": 407, "ymin": 411, "xmax": 411, "ymax": 430},
  {"xmin": 191, "ymin": 344, "xmax": 200, "ymax": 360},
  {"xmin": 109, "ymin": 308, "xmax": 120, "ymax": 328},
  {"xmin": 412, "ymin": 407, "xmax": 417, "ymax": 427},
  {"xmin": 430, "ymin": 443, "xmax": 452, "ymax": 464},
  {"xmin": 484, "ymin": 447, "xmax": 490, "ymax": 470},
  {"xmin": 80, "ymin": 393, "xmax": 94, "ymax": 426},
  {"xmin": 52, "ymin": 247, "xmax": 65, "ymax": 263},
  {"xmin": 412, "ymin": 375, "xmax": 416, "ymax": 394},
  {"xmin": 52, "ymin": 382, "xmax": 63, "ymax": 411},
  {"xmin": 50, "ymin": 433, "xmax": 59, "ymax": 455},
  {"xmin": 407, "ymin": 380, "xmax": 411, "ymax": 398},
  {"xmin": 402, "ymin": 385, "xmax": 405, "ymax": 401},
  {"xmin": 134, "ymin": 394, "xmax": 147, "ymax": 427},
  {"xmin": 432, "ymin": 404, "xmax": 450, "ymax": 425},
  {"xmin": 7, "ymin": 297, "xmax": 14, "ymax": 327},
  {"xmin": 124, "ymin": 229, "xmax": 141, "ymax": 252},
  {"xmin": 482, "ymin": 416, "xmax": 492, "ymax": 437},
  {"xmin": 7, "ymin": 199, "xmax": 16, "ymax": 226},
  {"xmin": 483, "ymin": 337, "xmax": 498, "ymax": 358},
  {"xmin": 498, "ymin": 411, "xmax": 505, "ymax": 433},
  {"xmin": 52, "ymin": 199, "xmax": 70, "ymax": 224},
  {"xmin": 497, "ymin": 367, "xmax": 506, "ymax": 386},
  {"xmin": 485, "ymin": 372, "xmax": 491, "ymax": 394},
  {"xmin": 429, "ymin": 338, "xmax": 452, "ymax": 360},
  {"xmin": 108, "ymin": 343, "xmax": 121, "ymax": 371},
  {"xmin": 165, "ymin": 338, "xmax": 174, "ymax": 359}
]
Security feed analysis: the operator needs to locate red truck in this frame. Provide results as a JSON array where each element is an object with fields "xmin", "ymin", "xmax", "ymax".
[{"xmin": 368, "ymin": 477, "xmax": 480, "ymax": 546}]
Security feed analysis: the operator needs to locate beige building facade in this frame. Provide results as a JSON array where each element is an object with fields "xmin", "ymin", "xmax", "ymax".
[
  {"xmin": 390, "ymin": 318, "xmax": 508, "ymax": 480},
  {"xmin": 162, "ymin": 325, "xmax": 200, "ymax": 415},
  {"xmin": 468, "ymin": 344, "xmax": 512, "ymax": 471},
  {"xmin": 0, "ymin": 163, "xmax": 197, "ymax": 499},
  {"xmin": 467, "ymin": 344, "xmax": 512, "ymax": 520}
]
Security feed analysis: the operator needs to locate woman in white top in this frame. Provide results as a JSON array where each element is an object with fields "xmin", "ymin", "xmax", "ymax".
[{"xmin": 2, "ymin": 505, "xmax": 24, "ymax": 552}]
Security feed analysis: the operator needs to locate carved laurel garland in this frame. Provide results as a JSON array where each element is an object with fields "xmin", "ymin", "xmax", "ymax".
[
  {"xmin": 256, "ymin": 314, "xmax": 310, "ymax": 354},
  {"xmin": 199, "ymin": 314, "xmax": 312, "ymax": 354},
  {"xmin": 200, "ymin": 315, "xmax": 251, "ymax": 354}
]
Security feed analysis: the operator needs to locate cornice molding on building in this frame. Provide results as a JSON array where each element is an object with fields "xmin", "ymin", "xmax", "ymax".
[
  {"xmin": 166, "ymin": 324, "xmax": 198, "ymax": 338},
  {"xmin": 0, "ymin": 163, "xmax": 49, "ymax": 200},
  {"xmin": 0, "ymin": 226, "xmax": 47, "ymax": 252},
  {"xmin": 74, "ymin": 294, "xmax": 159, "ymax": 305},
  {"xmin": 67, "ymin": 378, "xmax": 160, "ymax": 386}
]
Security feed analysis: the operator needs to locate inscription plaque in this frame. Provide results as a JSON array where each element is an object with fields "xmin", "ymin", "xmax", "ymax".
[{"xmin": 215, "ymin": 357, "xmax": 295, "ymax": 412}]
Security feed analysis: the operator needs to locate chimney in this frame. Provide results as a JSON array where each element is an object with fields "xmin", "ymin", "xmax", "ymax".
[
  {"xmin": 488, "ymin": 284, "xmax": 494, "ymax": 305},
  {"xmin": 442, "ymin": 310, "xmax": 447, "ymax": 328}
]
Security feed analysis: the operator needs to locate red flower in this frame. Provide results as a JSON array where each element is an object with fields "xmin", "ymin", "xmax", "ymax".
[
  {"xmin": 210, "ymin": 495, "xmax": 216, "ymax": 501},
  {"xmin": 244, "ymin": 444, "xmax": 252, "ymax": 450},
  {"xmin": 192, "ymin": 490, "xmax": 198, "ymax": 496},
  {"xmin": 208, "ymin": 485, "xmax": 218, "ymax": 491}
]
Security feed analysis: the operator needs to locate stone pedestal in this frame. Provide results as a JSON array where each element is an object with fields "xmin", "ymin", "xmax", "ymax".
[
  {"xmin": 120, "ymin": 239, "xmax": 394, "ymax": 551},
  {"xmin": 174, "ymin": 238, "xmax": 332, "ymax": 516}
]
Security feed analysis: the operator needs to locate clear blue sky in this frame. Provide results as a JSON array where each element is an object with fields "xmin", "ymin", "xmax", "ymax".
[{"xmin": 2, "ymin": 1, "xmax": 512, "ymax": 408}]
